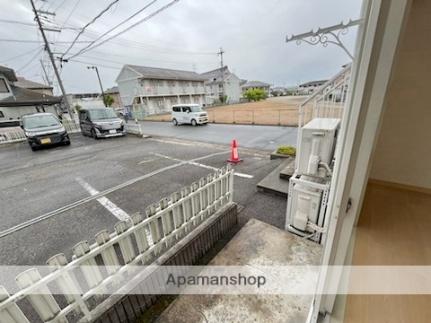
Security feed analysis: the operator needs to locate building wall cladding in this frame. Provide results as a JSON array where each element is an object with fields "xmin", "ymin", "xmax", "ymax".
[{"xmin": 370, "ymin": 0, "xmax": 431, "ymax": 190}]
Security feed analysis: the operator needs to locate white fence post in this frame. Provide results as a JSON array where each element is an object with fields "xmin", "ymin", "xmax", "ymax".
[
  {"xmin": 72, "ymin": 241, "xmax": 103, "ymax": 290},
  {"xmin": 15, "ymin": 269, "xmax": 66, "ymax": 323},
  {"xmin": 95, "ymin": 231, "xmax": 121, "ymax": 275},
  {"xmin": 0, "ymin": 166, "xmax": 235, "ymax": 322},
  {"xmin": 0, "ymin": 286, "xmax": 30, "ymax": 323},
  {"xmin": 114, "ymin": 221, "xmax": 137, "ymax": 264}
]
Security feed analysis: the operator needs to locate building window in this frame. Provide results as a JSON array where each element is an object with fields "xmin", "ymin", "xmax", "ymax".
[
  {"xmin": 168, "ymin": 80, "xmax": 176, "ymax": 88},
  {"xmin": 0, "ymin": 78, "xmax": 9, "ymax": 93},
  {"xmin": 0, "ymin": 110, "xmax": 4, "ymax": 118}
]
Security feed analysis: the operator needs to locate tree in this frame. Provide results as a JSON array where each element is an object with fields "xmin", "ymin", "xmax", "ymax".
[
  {"xmin": 244, "ymin": 88, "xmax": 268, "ymax": 102},
  {"xmin": 103, "ymin": 94, "xmax": 115, "ymax": 107}
]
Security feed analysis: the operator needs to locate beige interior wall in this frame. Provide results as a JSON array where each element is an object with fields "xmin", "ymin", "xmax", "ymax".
[{"xmin": 369, "ymin": 0, "xmax": 431, "ymax": 189}]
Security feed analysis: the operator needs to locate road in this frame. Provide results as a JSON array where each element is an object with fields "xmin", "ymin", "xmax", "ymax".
[
  {"xmin": 0, "ymin": 132, "xmax": 288, "ymax": 267},
  {"xmin": 139, "ymin": 121, "xmax": 298, "ymax": 151}
]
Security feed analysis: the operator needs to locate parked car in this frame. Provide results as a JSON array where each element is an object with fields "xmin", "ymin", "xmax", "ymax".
[
  {"xmin": 171, "ymin": 104, "xmax": 208, "ymax": 126},
  {"xmin": 21, "ymin": 113, "xmax": 70, "ymax": 151},
  {"xmin": 78, "ymin": 107, "xmax": 126, "ymax": 139}
]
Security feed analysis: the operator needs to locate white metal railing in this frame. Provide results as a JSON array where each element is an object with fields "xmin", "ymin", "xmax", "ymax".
[
  {"xmin": 62, "ymin": 120, "xmax": 81, "ymax": 134},
  {"xmin": 0, "ymin": 166, "xmax": 234, "ymax": 323},
  {"xmin": 0, "ymin": 120, "xmax": 144, "ymax": 145},
  {"xmin": 0, "ymin": 128, "xmax": 26, "ymax": 144},
  {"xmin": 298, "ymin": 64, "xmax": 352, "ymax": 129}
]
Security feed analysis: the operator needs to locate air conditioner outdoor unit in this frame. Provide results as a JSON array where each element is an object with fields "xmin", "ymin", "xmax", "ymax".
[{"xmin": 297, "ymin": 118, "xmax": 340, "ymax": 177}]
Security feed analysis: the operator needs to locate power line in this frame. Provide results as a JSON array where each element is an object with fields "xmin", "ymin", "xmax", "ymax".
[
  {"xmin": 16, "ymin": 48, "xmax": 44, "ymax": 72},
  {"xmin": 61, "ymin": 0, "xmax": 82, "ymax": 28},
  {"xmin": 68, "ymin": 58, "xmax": 121, "ymax": 70},
  {"xmin": 66, "ymin": 0, "xmax": 180, "ymax": 59},
  {"xmin": 0, "ymin": 38, "xmax": 92, "ymax": 44},
  {"xmin": 62, "ymin": 0, "xmax": 119, "ymax": 58},
  {"xmin": 0, "ymin": 45, "xmax": 43, "ymax": 63},
  {"xmin": 69, "ymin": 0, "xmax": 159, "ymax": 58},
  {"xmin": 0, "ymin": 19, "xmax": 36, "ymax": 27},
  {"xmin": 54, "ymin": 0, "xmax": 68, "ymax": 12}
]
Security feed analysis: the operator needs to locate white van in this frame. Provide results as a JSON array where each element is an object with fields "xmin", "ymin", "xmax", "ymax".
[{"xmin": 171, "ymin": 104, "xmax": 208, "ymax": 126}]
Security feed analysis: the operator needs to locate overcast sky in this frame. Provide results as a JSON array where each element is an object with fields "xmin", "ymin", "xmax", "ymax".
[{"xmin": 0, "ymin": 0, "xmax": 363, "ymax": 94}]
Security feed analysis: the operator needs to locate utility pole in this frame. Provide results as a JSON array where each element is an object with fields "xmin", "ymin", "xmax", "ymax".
[
  {"xmin": 217, "ymin": 47, "xmax": 225, "ymax": 101},
  {"xmin": 87, "ymin": 66, "xmax": 106, "ymax": 107},
  {"xmin": 29, "ymin": 0, "xmax": 73, "ymax": 118}
]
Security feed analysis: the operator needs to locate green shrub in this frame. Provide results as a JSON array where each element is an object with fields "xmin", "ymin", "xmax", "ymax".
[
  {"xmin": 244, "ymin": 88, "xmax": 268, "ymax": 101},
  {"xmin": 276, "ymin": 145, "xmax": 296, "ymax": 156}
]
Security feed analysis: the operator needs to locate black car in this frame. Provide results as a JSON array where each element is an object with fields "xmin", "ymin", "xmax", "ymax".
[{"xmin": 21, "ymin": 113, "xmax": 70, "ymax": 151}]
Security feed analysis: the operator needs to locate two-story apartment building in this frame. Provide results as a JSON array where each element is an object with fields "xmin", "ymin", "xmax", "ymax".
[
  {"xmin": 297, "ymin": 79, "xmax": 327, "ymax": 95},
  {"xmin": 201, "ymin": 66, "xmax": 242, "ymax": 104},
  {"xmin": 0, "ymin": 65, "xmax": 62, "ymax": 126},
  {"xmin": 116, "ymin": 65, "xmax": 207, "ymax": 119},
  {"xmin": 241, "ymin": 80, "xmax": 271, "ymax": 96}
]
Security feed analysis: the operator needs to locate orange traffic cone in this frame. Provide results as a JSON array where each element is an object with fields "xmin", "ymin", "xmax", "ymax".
[{"xmin": 227, "ymin": 139, "xmax": 242, "ymax": 164}]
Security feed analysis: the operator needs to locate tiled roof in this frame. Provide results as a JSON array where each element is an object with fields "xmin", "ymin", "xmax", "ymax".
[
  {"xmin": 299, "ymin": 80, "xmax": 327, "ymax": 87},
  {"xmin": 126, "ymin": 65, "xmax": 207, "ymax": 81},
  {"xmin": 241, "ymin": 80, "xmax": 271, "ymax": 88},
  {"xmin": 105, "ymin": 86, "xmax": 119, "ymax": 94},
  {"xmin": 201, "ymin": 66, "xmax": 239, "ymax": 85},
  {"xmin": 0, "ymin": 65, "xmax": 17, "ymax": 82},
  {"xmin": 15, "ymin": 77, "xmax": 52, "ymax": 90},
  {"xmin": 0, "ymin": 85, "xmax": 62, "ymax": 107}
]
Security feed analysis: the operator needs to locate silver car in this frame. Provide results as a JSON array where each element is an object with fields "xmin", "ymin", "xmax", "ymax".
[{"xmin": 78, "ymin": 107, "xmax": 126, "ymax": 139}]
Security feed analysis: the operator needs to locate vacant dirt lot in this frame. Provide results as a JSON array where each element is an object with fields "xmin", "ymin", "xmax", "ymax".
[{"xmin": 144, "ymin": 96, "xmax": 308, "ymax": 126}]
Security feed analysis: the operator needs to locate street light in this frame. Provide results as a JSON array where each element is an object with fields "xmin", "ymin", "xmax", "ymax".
[{"xmin": 87, "ymin": 66, "xmax": 107, "ymax": 107}]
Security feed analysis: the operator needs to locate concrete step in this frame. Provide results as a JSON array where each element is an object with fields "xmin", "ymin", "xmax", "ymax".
[
  {"xmin": 279, "ymin": 158, "xmax": 295, "ymax": 180},
  {"xmin": 257, "ymin": 159, "xmax": 292, "ymax": 197}
]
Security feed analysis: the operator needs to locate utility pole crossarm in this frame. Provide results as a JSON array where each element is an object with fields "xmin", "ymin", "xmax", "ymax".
[{"xmin": 285, "ymin": 19, "xmax": 362, "ymax": 59}]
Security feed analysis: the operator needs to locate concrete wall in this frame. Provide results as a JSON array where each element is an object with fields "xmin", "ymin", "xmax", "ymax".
[{"xmin": 370, "ymin": 0, "xmax": 431, "ymax": 190}]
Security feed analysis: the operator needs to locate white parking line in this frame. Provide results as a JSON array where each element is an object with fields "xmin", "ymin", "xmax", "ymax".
[
  {"xmin": 0, "ymin": 150, "xmax": 237, "ymax": 239},
  {"xmin": 152, "ymin": 152, "xmax": 254, "ymax": 179},
  {"xmin": 76, "ymin": 177, "xmax": 131, "ymax": 222}
]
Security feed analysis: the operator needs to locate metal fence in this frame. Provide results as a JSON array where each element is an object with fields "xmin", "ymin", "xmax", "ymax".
[
  {"xmin": 206, "ymin": 108, "xmax": 299, "ymax": 126},
  {"xmin": 298, "ymin": 64, "xmax": 351, "ymax": 128},
  {"xmin": 0, "ymin": 120, "xmax": 144, "ymax": 145},
  {"xmin": 0, "ymin": 166, "xmax": 234, "ymax": 323}
]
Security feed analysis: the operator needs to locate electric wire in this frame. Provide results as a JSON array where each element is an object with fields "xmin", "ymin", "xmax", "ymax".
[
  {"xmin": 16, "ymin": 48, "xmax": 44, "ymax": 73},
  {"xmin": 69, "ymin": 0, "xmax": 159, "ymax": 58},
  {"xmin": 66, "ymin": 0, "xmax": 180, "ymax": 59},
  {"xmin": 0, "ymin": 45, "xmax": 43, "ymax": 63},
  {"xmin": 62, "ymin": 0, "xmax": 119, "ymax": 57}
]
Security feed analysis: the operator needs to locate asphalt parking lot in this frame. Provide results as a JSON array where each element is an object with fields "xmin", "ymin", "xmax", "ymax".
[
  {"xmin": 0, "ymin": 131, "xmax": 288, "ymax": 266},
  {"xmin": 139, "ymin": 121, "xmax": 298, "ymax": 151}
]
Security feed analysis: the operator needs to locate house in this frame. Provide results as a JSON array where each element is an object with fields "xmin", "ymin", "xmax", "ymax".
[
  {"xmin": 0, "ymin": 65, "xmax": 62, "ymax": 126},
  {"xmin": 116, "ymin": 65, "xmax": 207, "ymax": 119},
  {"xmin": 270, "ymin": 86, "xmax": 288, "ymax": 96},
  {"xmin": 66, "ymin": 92, "xmax": 105, "ymax": 113},
  {"xmin": 105, "ymin": 86, "xmax": 123, "ymax": 108},
  {"xmin": 297, "ymin": 79, "xmax": 327, "ymax": 95},
  {"xmin": 14, "ymin": 77, "xmax": 53, "ymax": 96},
  {"xmin": 200, "ymin": 66, "xmax": 242, "ymax": 104},
  {"xmin": 241, "ymin": 80, "xmax": 271, "ymax": 96}
]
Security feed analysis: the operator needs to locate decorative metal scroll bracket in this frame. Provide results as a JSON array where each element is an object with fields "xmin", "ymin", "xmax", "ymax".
[{"xmin": 285, "ymin": 19, "xmax": 362, "ymax": 60}]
